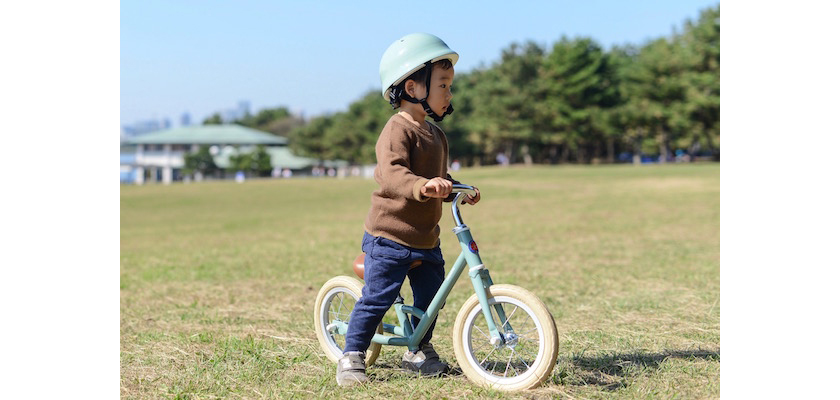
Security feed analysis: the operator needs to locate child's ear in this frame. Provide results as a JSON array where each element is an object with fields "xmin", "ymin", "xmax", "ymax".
[
  {"xmin": 405, "ymin": 79, "xmax": 426, "ymax": 99},
  {"xmin": 405, "ymin": 79, "xmax": 416, "ymax": 98}
]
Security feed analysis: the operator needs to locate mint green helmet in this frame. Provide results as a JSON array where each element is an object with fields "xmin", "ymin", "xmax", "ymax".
[{"xmin": 379, "ymin": 33, "xmax": 459, "ymax": 101}]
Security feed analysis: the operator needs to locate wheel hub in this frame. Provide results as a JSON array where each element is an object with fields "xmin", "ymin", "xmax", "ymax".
[
  {"xmin": 503, "ymin": 332, "xmax": 519, "ymax": 348},
  {"xmin": 489, "ymin": 332, "xmax": 520, "ymax": 349},
  {"xmin": 326, "ymin": 323, "xmax": 339, "ymax": 334}
]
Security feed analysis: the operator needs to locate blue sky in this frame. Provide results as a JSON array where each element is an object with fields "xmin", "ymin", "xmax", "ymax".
[{"xmin": 121, "ymin": 0, "xmax": 719, "ymax": 126}]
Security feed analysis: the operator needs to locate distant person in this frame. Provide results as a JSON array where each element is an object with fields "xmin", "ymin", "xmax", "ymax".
[
  {"xmin": 235, "ymin": 170, "xmax": 245, "ymax": 183},
  {"xmin": 450, "ymin": 159, "xmax": 461, "ymax": 171},
  {"xmin": 327, "ymin": 168, "xmax": 336, "ymax": 177},
  {"xmin": 282, "ymin": 168, "xmax": 292, "ymax": 178},
  {"xmin": 336, "ymin": 33, "xmax": 480, "ymax": 387},
  {"xmin": 676, "ymin": 149, "xmax": 690, "ymax": 162},
  {"xmin": 496, "ymin": 152, "xmax": 509, "ymax": 166}
]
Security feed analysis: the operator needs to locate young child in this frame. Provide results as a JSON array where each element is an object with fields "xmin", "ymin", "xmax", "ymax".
[{"xmin": 336, "ymin": 33, "xmax": 480, "ymax": 386}]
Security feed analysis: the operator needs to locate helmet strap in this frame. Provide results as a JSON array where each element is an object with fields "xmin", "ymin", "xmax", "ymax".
[
  {"xmin": 421, "ymin": 100, "xmax": 454, "ymax": 122},
  {"xmin": 389, "ymin": 62, "xmax": 454, "ymax": 122}
]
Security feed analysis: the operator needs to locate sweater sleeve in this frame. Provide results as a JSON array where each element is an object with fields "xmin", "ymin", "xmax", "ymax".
[
  {"xmin": 443, "ymin": 174, "xmax": 460, "ymax": 202},
  {"xmin": 376, "ymin": 124, "xmax": 430, "ymax": 202}
]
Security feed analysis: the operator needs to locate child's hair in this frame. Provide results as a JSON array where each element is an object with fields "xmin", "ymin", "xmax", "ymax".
[{"xmin": 403, "ymin": 58, "xmax": 453, "ymax": 88}]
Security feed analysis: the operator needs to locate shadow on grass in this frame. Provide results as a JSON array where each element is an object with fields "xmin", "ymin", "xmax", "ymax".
[
  {"xmin": 555, "ymin": 348, "xmax": 720, "ymax": 390},
  {"xmin": 370, "ymin": 358, "xmax": 465, "ymax": 381},
  {"xmin": 366, "ymin": 349, "xmax": 719, "ymax": 390}
]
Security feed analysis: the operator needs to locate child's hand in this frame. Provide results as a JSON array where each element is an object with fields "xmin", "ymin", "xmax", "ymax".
[
  {"xmin": 462, "ymin": 187, "xmax": 481, "ymax": 205},
  {"xmin": 421, "ymin": 177, "xmax": 453, "ymax": 198}
]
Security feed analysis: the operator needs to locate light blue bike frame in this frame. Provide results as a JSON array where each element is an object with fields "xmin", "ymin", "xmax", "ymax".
[{"xmin": 334, "ymin": 185, "xmax": 509, "ymax": 351}]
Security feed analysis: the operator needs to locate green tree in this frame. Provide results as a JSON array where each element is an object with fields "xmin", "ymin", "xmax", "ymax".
[
  {"xmin": 202, "ymin": 113, "xmax": 223, "ymax": 125},
  {"xmin": 461, "ymin": 42, "xmax": 545, "ymax": 165},
  {"xmin": 290, "ymin": 91, "xmax": 392, "ymax": 164},
  {"xmin": 183, "ymin": 145, "xmax": 219, "ymax": 177},
  {"xmin": 288, "ymin": 114, "xmax": 334, "ymax": 161},
  {"xmin": 227, "ymin": 145, "xmax": 273, "ymax": 177},
  {"xmin": 635, "ymin": 35, "xmax": 698, "ymax": 163},
  {"xmin": 326, "ymin": 91, "xmax": 393, "ymax": 164},
  {"xmin": 227, "ymin": 152, "xmax": 250, "ymax": 173},
  {"xmin": 678, "ymin": 5, "xmax": 720, "ymax": 159},
  {"xmin": 639, "ymin": 37, "xmax": 680, "ymax": 163},
  {"xmin": 253, "ymin": 145, "xmax": 273, "ymax": 176},
  {"xmin": 612, "ymin": 44, "xmax": 653, "ymax": 163},
  {"xmin": 537, "ymin": 37, "xmax": 618, "ymax": 163},
  {"xmin": 611, "ymin": 5, "xmax": 719, "ymax": 163},
  {"xmin": 235, "ymin": 107, "xmax": 305, "ymax": 137}
]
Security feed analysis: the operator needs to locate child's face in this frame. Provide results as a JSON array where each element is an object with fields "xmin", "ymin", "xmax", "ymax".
[{"xmin": 417, "ymin": 65, "xmax": 454, "ymax": 116}]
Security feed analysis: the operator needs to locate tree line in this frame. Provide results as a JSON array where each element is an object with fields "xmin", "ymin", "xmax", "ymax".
[{"xmin": 213, "ymin": 5, "xmax": 719, "ymax": 167}]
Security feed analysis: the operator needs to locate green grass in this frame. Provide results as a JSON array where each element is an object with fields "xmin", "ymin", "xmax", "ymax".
[{"xmin": 121, "ymin": 164, "xmax": 720, "ymax": 399}]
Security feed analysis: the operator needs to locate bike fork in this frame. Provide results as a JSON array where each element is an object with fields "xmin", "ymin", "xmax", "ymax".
[{"xmin": 456, "ymin": 226, "xmax": 510, "ymax": 346}]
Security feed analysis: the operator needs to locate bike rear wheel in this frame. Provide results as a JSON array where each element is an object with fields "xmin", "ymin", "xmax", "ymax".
[
  {"xmin": 313, "ymin": 276, "xmax": 382, "ymax": 366},
  {"xmin": 452, "ymin": 284, "xmax": 558, "ymax": 391}
]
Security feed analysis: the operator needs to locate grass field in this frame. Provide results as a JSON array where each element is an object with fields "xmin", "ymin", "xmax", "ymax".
[{"xmin": 120, "ymin": 164, "xmax": 720, "ymax": 399}]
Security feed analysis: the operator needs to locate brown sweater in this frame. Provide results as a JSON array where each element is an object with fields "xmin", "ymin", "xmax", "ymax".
[{"xmin": 364, "ymin": 113, "xmax": 454, "ymax": 249}]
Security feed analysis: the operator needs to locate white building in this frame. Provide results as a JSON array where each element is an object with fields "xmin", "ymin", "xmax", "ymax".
[{"xmin": 122, "ymin": 124, "xmax": 326, "ymax": 184}]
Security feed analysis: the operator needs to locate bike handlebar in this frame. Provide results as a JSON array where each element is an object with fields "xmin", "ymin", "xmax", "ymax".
[
  {"xmin": 451, "ymin": 184, "xmax": 477, "ymax": 197},
  {"xmin": 450, "ymin": 184, "xmax": 477, "ymax": 229}
]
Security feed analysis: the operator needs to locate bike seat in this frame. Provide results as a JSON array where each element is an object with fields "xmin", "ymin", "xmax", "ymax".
[{"xmin": 352, "ymin": 253, "xmax": 422, "ymax": 280}]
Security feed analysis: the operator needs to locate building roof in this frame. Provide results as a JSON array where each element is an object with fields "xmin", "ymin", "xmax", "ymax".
[{"xmin": 125, "ymin": 124, "xmax": 288, "ymax": 145}]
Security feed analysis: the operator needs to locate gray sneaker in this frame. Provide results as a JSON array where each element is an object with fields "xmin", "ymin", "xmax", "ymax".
[
  {"xmin": 336, "ymin": 351, "xmax": 368, "ymax": 387},
  {"xmin": 402, "ymin": 343, "xmax": 450, "ymax": 376}
]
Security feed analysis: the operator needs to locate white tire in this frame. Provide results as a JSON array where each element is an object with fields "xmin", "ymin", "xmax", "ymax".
[
  {"xmin": 313, "ymin": 276, "xmax": 382, "ymax": 366},
  {"xmin": 452, "ymin": 284, "xmax": 558, "ymax": 391}
]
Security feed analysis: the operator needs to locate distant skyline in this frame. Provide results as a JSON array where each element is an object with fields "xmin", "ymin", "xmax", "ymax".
[{"xmin": 121, "ymin": 0, "xmax": 719, "ymax": 127}]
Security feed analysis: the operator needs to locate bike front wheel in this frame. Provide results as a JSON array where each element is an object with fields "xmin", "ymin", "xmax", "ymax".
[
  {"xmin": 313, "ymin": 276, "xmax": 382, "ymax": 366},
  {"xmin": 452, "ymin": 284, "xmax": 558, "ymax": 391}
]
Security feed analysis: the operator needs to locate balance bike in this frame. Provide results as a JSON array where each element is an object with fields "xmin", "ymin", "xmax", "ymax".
[{"xmin": 314, "ymin": 184, "xmax": 558, "ymax": 391}]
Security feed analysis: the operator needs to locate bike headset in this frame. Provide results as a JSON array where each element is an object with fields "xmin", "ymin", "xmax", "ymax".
[{"xmin": 380, "ymin": 33, "xmax": 459, "ymax": 122}]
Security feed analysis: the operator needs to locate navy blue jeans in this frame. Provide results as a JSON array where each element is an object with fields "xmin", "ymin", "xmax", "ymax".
[{"xmin": 343, "ymin": 232, "xmax": 446, "ymax": 353}]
